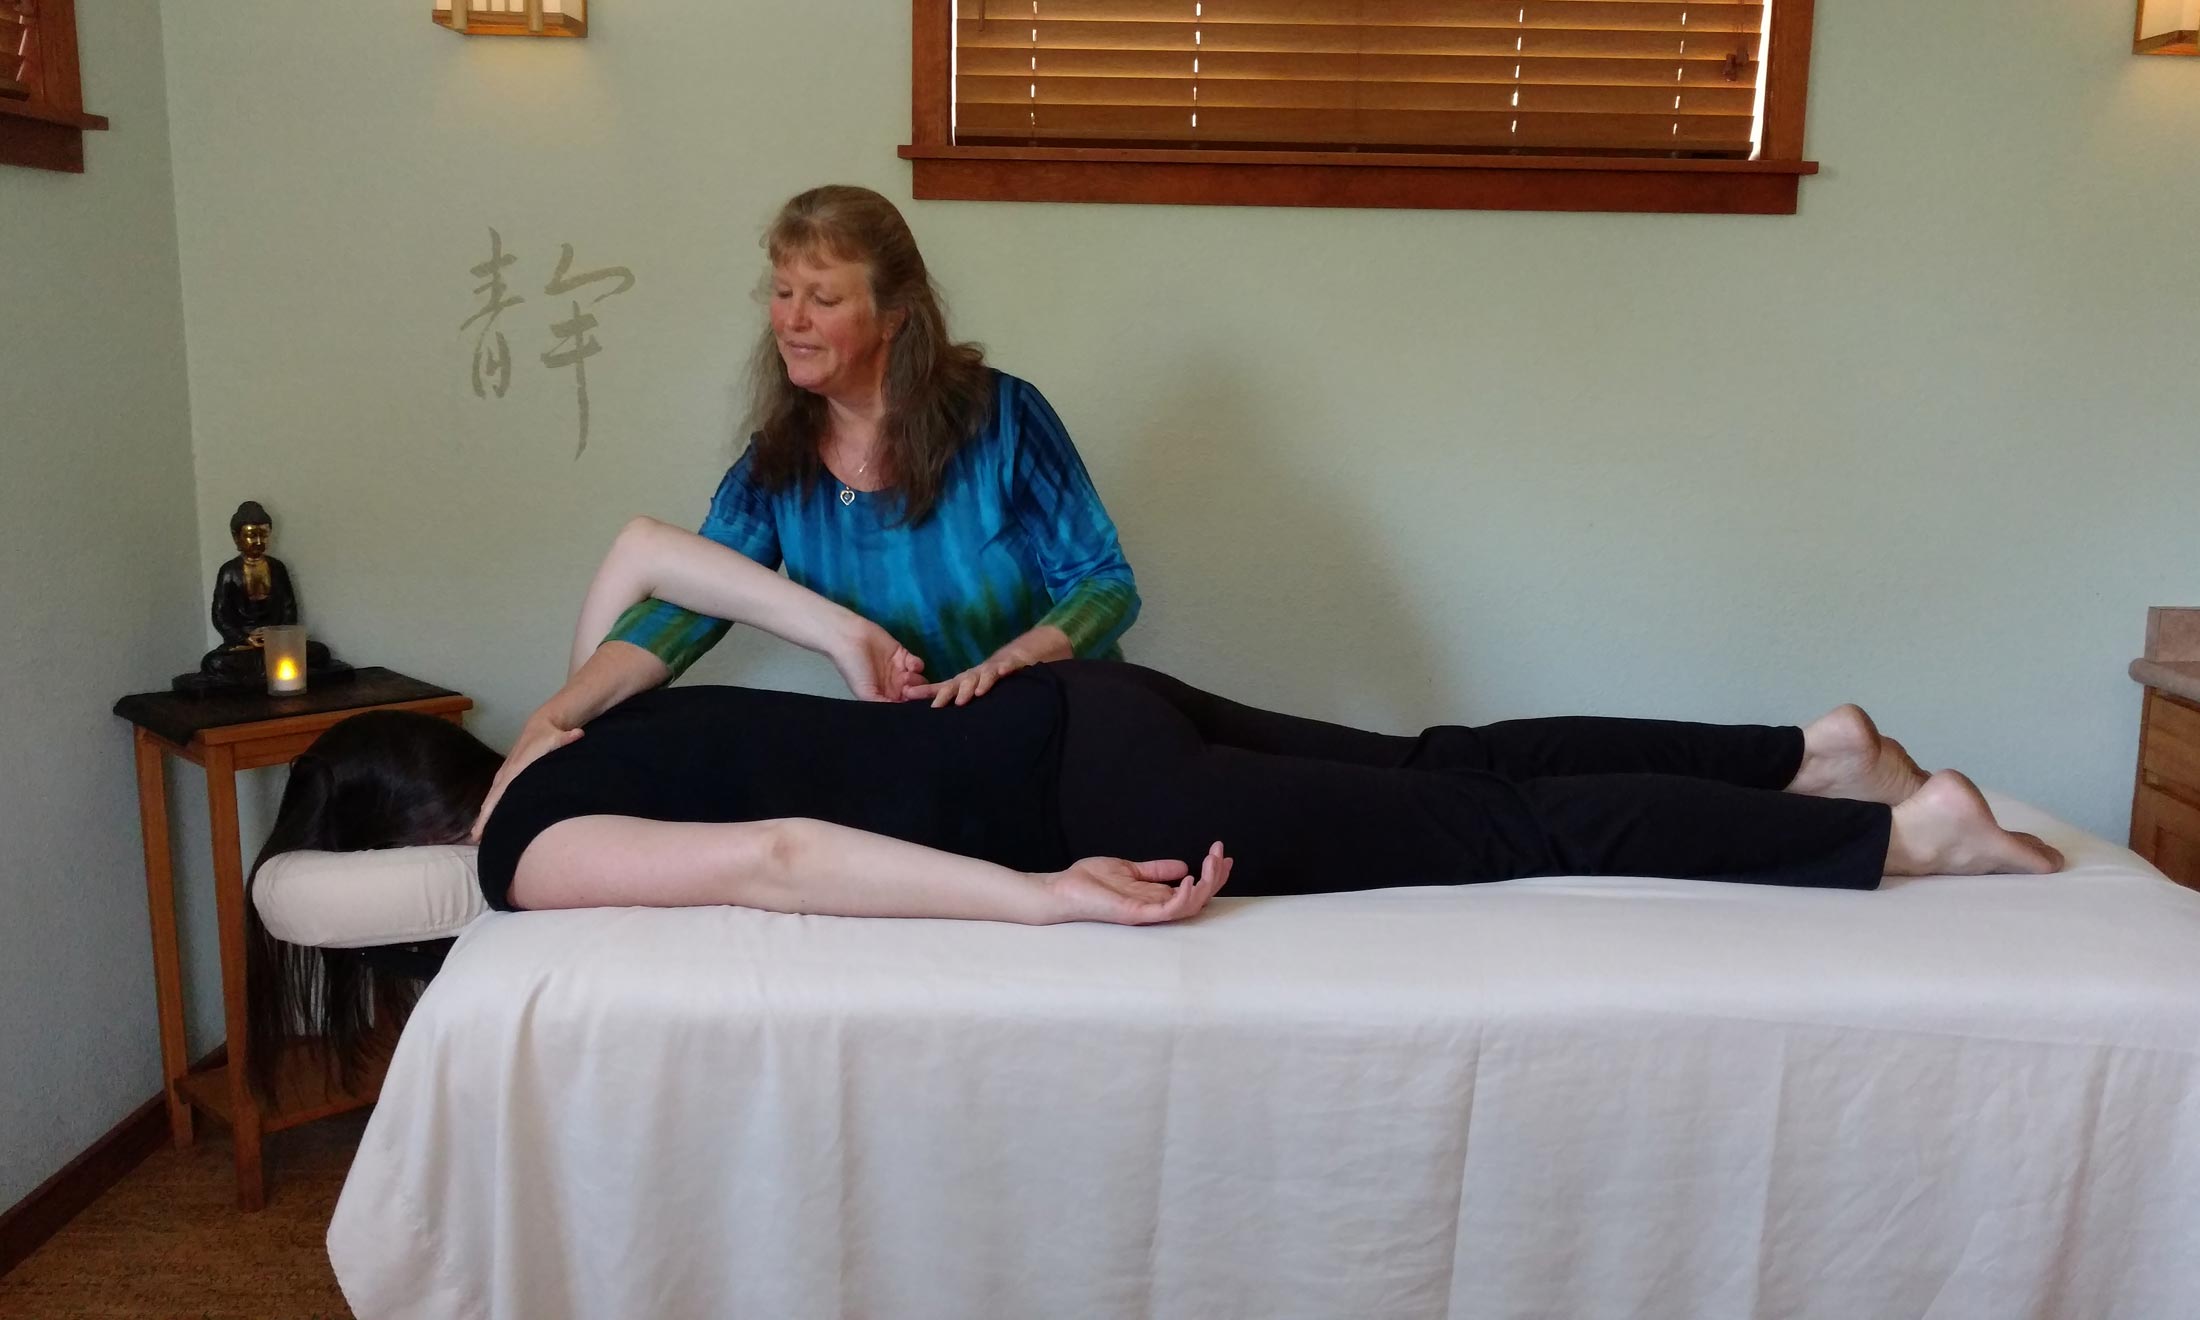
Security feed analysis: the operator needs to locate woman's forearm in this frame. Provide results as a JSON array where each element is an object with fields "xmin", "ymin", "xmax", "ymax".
[
  {"xmin": 1035, "ymin": 576, "xmax": 1139, "ymax": 658},
  {"xmin": 536, "ymin": 641, "xmax": 670, "ymax": 731},
  {"xmin": 568, "ymin": 517, "xmax": 710, "ymax": 673},
  {"xmin": 473, "ymin": 640, "xmax": 674, "ymax": 841},
  {"xmin": 764, "ymin": 818, "xmax": 1058, "ymax": 922},
  {"xmin": 514, "ymin": 814, "xmax": 1062, "ymax": 924},
  {"xmin": 573, "ymin": 517, "xmax": 862, "ymax": 671},
  {"xmin": 991, "ymin": 623, "xmax": 1073, "ymax": 667}
]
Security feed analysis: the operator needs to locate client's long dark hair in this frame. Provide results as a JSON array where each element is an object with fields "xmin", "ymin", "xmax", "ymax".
[{"xmin": 245, "ymin": 710, "xmax": 500, "ymax": 1100}]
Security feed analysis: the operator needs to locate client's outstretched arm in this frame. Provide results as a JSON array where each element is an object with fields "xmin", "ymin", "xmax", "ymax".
[{"xmin": 510, "ymin": 816, "xmax": 1233, "ymax": 926}]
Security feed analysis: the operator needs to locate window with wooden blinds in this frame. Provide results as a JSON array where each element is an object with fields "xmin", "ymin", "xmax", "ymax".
[
  {"xmin": 955, "ymin": 1, "xmax": 1765, "ymax": 157},
  {"xmin": 2, "ymin": 1, "xmax": 35, "ymax": 101},
  {"xmin": 0, "ymin": 0, "xmax": 105, "ymax": 174},
  {"xmin": 904, "ymin": 0, "xmax": 1818, "ymax": 213}
]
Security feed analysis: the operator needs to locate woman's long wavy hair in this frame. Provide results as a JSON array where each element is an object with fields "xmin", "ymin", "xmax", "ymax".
[
  {"xmin": 744, "ymin": 185, "xmax": 995, "ymax": 526},
  {"xmin": 244, "ymin": 711, "xmax": 500, "ymax": 1101}
]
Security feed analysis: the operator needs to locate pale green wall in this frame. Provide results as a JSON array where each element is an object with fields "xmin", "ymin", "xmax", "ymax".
[
  {"xmin": 158, "ymin": 0, "xmax": 2197, "ymax": 865},
  {"xmin": 0, "ymin": 6, "xmax": 201, "ymax": 1209}
]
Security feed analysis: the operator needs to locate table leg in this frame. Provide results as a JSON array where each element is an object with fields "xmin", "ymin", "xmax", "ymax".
[
  {"xmin": 131, "ymin": 729, "xmax": 194, "ymax": 1149},
  {"xmin": 204, "ymin": 745, "xmax": 267, "ymax": 1212}
]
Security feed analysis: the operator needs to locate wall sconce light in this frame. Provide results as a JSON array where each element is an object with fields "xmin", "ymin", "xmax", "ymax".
[
  {"xmin": 2136, "ymin": 0, "xmax": 2198, "ymax": 54},
  {"xmin": 434, "ymin": 1, "xmax": 587, "ymax": 38}
]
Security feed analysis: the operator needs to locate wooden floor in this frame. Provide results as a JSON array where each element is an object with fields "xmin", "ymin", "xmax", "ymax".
[{"xmin": 0, "ymin": 1115, "xmax": 364, "ymax": 1319}]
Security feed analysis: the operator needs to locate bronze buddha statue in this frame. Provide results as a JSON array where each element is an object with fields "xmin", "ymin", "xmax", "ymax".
[{"xmin": 174, "ymin": 501, "xmax": 347, "ymax": 695}]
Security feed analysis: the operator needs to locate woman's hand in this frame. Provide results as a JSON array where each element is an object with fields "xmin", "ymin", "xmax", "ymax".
[
  {"xmin": 909, "ymin": 626, "xmax": 1071, "ymax": 708},
  {"xmin": 470, "ymin": 714, "xmax": 585, "ymax": 842},
  {"xmin": 1040, "ymin": 842, "xmax": 1232, "ymax": 925},
  {"xmin": 825, "ymin": 617, "xmax": 926, "ymax": 702},
  {"xmin": 909, "ymin": 626, "xmax": 1072, "ymax": 708},
  {"xmin": 909, "ymin": 652, "xmax": 1030, "ymax": 708}
]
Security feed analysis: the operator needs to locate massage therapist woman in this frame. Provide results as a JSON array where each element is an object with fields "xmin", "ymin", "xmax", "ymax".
[{"xmin": 475, "ymin": 185, "xmax": 1141, "ymax": 834}]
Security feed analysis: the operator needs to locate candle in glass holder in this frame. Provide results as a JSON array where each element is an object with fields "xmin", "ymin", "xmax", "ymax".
[{"xmin": 261, "ymin": 625, "xmax": 309, "ymax": 694}]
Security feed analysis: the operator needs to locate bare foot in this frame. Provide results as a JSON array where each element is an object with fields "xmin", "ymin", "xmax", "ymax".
[
  {"xmin": 1886, "ymin": 770, "xmax": 2064, "ymax": 876},
  {"xmin": 1789, "ymin": 704, "xmax": 1929, "ymax": 805}
]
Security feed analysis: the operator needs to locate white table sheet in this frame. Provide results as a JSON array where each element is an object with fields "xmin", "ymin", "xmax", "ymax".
[{"xmin": 329, "ymin": 798, "xmax": 2200, "ymax": 1320}]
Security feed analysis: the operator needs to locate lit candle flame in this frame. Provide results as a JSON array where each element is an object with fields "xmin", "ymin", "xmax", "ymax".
[{"xmin": 276, "ymin": 658, "xmax": 299, "ymax": 682}]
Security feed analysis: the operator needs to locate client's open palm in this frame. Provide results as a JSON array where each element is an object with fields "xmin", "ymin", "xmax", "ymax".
[{"xmin": 1047, "ymin": 843, "xmax": 1232, "ymax": 925}]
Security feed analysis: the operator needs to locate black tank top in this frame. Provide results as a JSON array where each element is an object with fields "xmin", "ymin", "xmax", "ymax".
[{"xmin": 476, "ymin": 670, "xmax": 1071, "ymax": 909}]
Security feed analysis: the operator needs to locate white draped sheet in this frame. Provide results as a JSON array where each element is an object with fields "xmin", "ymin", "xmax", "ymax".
[{"xmin": 329, "ymin": 799, "xmax": 2200, "ymax": 1319}]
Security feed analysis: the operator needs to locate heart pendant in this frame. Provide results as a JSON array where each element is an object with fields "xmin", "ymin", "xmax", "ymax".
[{"xmin": 839, "ymin": 488, "xmax": 855, "ymax": 507}]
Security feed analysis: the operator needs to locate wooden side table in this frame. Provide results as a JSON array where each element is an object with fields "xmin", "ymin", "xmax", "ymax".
[
  {"xmin": 2130, "ymin": 607, "xmax": 2200, "ymax": 891},
  {"xmin": 114, "ymin": 667, "xmax": 474, "ymax": 1210}
]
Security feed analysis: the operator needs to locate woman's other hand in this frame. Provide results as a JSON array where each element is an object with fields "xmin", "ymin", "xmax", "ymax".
[
  {"xmin": 908, "ymin": 626, "xmax": 1069, "ymax": 708},
  {"xmin": 827, "ymin": 617, "xmax": 926, "ymax": 702},
  {"xmin": 910, "ymin": 654, "xmax": 1028, "ymax": 708},
  {"xmin": 1041, "ymin": 842, "xmax": 1232, "ymax": 925},
  {"xmin": 470, "ymin": 715, "xmax": 585, "ymax": 842}
]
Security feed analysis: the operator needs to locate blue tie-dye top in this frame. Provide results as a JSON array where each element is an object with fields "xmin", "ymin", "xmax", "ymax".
[{"xmin": 606, "ymin": 370, "xmax": 1140, "ymax": 678}]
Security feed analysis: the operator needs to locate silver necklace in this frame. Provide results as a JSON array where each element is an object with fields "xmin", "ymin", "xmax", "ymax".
[{"xmin": 838, "ymin": 451, "xmax": 871, "ymax": 507}]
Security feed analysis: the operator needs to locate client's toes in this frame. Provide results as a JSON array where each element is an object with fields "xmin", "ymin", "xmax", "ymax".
[
  {"xmin": 1889, "ymin": 770, "xmax": 2064, "ymax": 876},
  {"xmin": 2007, "ymin": 831, "xmax": 2065, "ymax": 874}
]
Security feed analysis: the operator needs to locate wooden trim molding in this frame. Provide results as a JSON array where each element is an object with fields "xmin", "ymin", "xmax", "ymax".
[
  {"xmin": 903, "ymin": 0, "xmax": 1819, "ymax": 214},
  {"xmin": 0, "ymin": 1096, "xmax": 168, "ymax": 1276},
  {"xmin": 0, "ymin": 1049, "xmax": 222, "ymax": 1276},
  {"xmin": 1758, "ymin": 0, "xmax": 1816, "ymax": 161},
  {"xmin": 2134, "ymin": 28, "xmax": 2199, "ymax": 54},
  {"xmin": 0, "ymin": 0, "xmax": 110, "ymax": 174},
  {"xmin": 902, "ymin": 144, "xmax": 1814, "ymax": 214}
]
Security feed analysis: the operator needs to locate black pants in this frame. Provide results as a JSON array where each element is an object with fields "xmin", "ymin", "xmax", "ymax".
[{"xmin": 1052, "ymin": 662, "xmax": 1891, "ymax": 894}]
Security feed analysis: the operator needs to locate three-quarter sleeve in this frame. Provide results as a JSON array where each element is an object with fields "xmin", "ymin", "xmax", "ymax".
[
  {"xmin": 604, "ymin": 449, "xmax": 783, "ymax": 679},
  {"xmin": 1003, "ymin": 380, "xmax": 1141, "ymax": 657}
]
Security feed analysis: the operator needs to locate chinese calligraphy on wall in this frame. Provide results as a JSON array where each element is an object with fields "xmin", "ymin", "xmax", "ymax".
[{"xmin": 461, "ymin": 228, "xmax": 635, "ymax": 458}]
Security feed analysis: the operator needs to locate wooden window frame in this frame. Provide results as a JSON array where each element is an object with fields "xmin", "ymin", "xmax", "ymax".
[
  {"xmin": 900, "ymin": 0, "xmax": 1818, "ymax": 215},
  {"xmin": 1, "ymin": 0, "xmax": 108, "ymax": 174}
]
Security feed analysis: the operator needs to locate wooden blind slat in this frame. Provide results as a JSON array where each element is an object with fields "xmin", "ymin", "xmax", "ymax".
[
  {"xmin": 962, "ymin": 45, "xmax": 1752, "ymax": 89},
  {"xmin": 965, "ymin": 0, "xmax": 1760, "ymax": 29},
  {"xmin": 961, "ymin": 74, "xmax": 1755, "ymax": 118},
  {"xmin": 954, "ymin": 0, "xmax": 1767, "ymax": 158},
  {"xmin": 961, "ymin": 21, "xmax": 1760, "ymax": 61},
  {"xmin": 959, "ymin": 69, "xmax": 1759, "ymax": 105},
  {"xmin": 1215, "ymin": 108, "xmax": 1753, "ymax": 150},
  {"xmin": 965, "ymin": 104, "xmax": 1755, "ymax": 138},
  {"xmin": 962, "ymin": 103, "xmax": 1750, "ymax": 151}
]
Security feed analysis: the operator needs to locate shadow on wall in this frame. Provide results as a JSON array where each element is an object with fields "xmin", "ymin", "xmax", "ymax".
[{"xmin": 1110, "ymin": 351, "xmax": 1466, "ymax": 732}]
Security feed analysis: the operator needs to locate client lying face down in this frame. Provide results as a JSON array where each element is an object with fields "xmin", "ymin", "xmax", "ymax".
[{"xmin": 246, "ymin": 518, "xmax": 2062, "ymax": 1092}]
